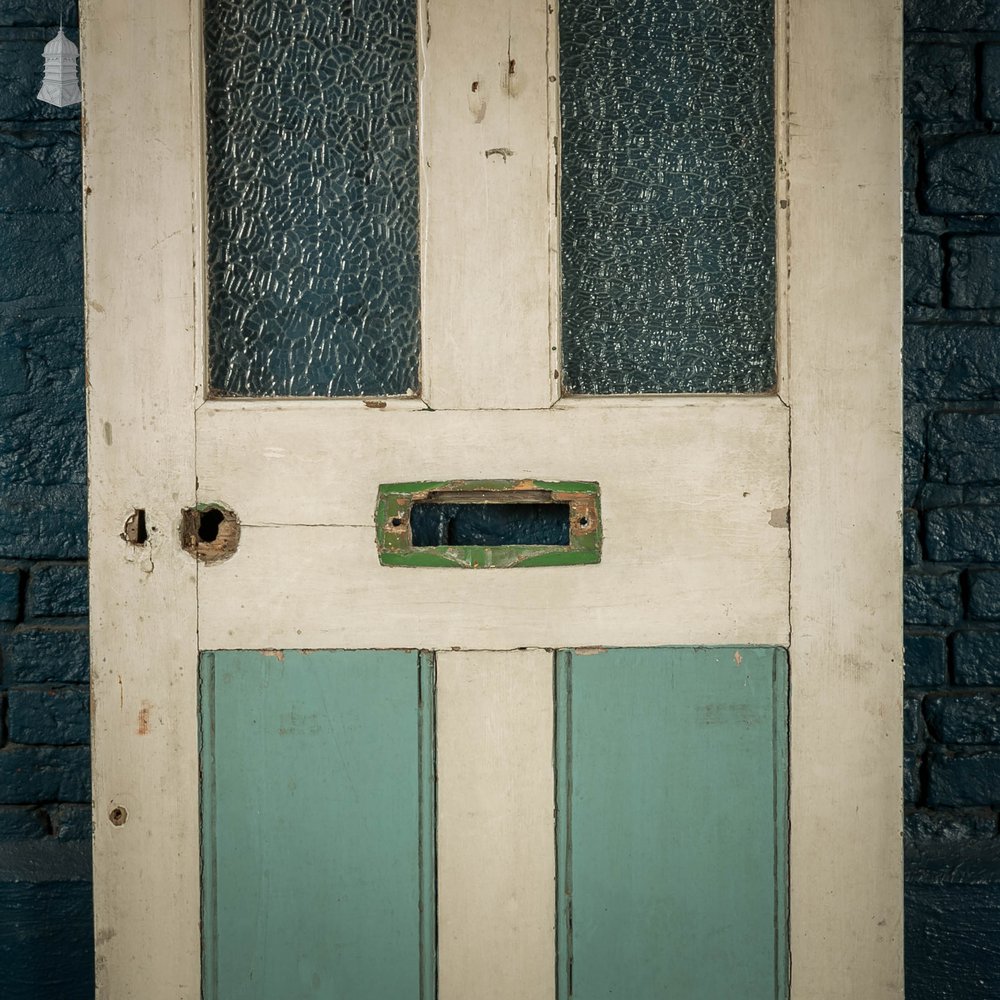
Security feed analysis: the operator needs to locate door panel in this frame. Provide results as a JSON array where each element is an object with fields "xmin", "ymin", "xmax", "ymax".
[
  {"xmin": 200, "ymin": 650, "xmax": 435, "ymax": 1000},
  {"xmin": 556, "ymin": 647, "xmax": 788, "ymax": 1000},
  {"xmin": 202, "ymin": 648, "xmax": 787, "ymax": 999}
]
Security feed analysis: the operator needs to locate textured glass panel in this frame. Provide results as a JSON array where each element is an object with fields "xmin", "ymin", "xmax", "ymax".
[
  {"xmin": 560, "ymin": 0, "xmax": 776, "ymax": 394},
  {"xmin": 205, "ymin": 0, "xmax": 419, "ymax": 397}
]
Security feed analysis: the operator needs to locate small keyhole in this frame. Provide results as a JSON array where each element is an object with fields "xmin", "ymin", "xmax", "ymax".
[{"xmin": 122, "ymin": 509, "xmax": 148, "ymax": 545}]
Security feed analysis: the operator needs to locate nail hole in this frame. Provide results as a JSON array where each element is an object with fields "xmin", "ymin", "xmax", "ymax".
[
  {"xmin": 109, "ymin": 806, "xmax": 127, "ymax": 827},
  {"xmin": 579, "ymin": 517, "xmax": 589, "ymax": 527},
  {"xmin": 122, "ymin": 509, "xmax": 148, "ymax": 545},
  {"xmin": 391, "ymin": 517, "xmax": 403, "ymax": 527}
]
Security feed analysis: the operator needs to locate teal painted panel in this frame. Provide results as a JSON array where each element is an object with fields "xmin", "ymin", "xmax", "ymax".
[
  {"xmin": 200, "ymin": 650, "xmax": 435, "ymax": 1000},
  {"xmin": 556, "ymin": 647, "xmax": 788, "ymax": 999}
]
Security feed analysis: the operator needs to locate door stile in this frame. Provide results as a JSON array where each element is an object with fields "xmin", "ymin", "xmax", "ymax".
[
  {"xmin": 785, "ymin": 0, "xmax": 903, "ymax": 995},
  {"xmin": 82, "ymin": 0, "xmax": 204, "ymax": 997}
]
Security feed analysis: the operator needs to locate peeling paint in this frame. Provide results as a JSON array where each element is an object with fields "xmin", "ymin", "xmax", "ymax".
[{"xmin": 769, "ymin": 505, "xmax": 789, "ymax": 528}]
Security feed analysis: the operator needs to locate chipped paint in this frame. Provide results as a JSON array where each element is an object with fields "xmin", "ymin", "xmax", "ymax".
[{"xmin": 769, "ymin": 505, "xmax": 789, "ymax": 527}]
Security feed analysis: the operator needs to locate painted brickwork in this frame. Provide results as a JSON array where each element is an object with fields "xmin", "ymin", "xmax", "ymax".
[
  {"xmin": 905, "ymin": 1, "xmax": 1000, "ymax": 996},
  {"xmin": 0, "ymin": 2, "xmax": 93, "ymax": 998}
]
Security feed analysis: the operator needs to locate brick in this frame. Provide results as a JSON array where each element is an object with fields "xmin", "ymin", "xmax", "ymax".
[
  {"xmin": 954, "ymin": 630, "xmax": 1000, "ymax": 685},
  {"xmin": 0, "ymin": 3, "xmax": 77, "ymax": 28},
  {"xmin": 0, "ymin": 805, "xmax": 47, "ymax": 839},
  {"xmin": 947, "ymin": 236, "xmax": 1000, "ymax": 308},
  {"xmin": 0, "ymin": 130, "xmax": 80, "ymax": 214},
  {"xmin": 929, "ymin": 411, "xmax": 1000, "ymax": 483},
  {"xmin": 0, "ymin": 627, "xmax": 87, "ymax": 683},
  {"xmin": 0, "ymin": 323, "xmax": 86, "ymax": 486},
  {"xmin": 0, "ymin": 484, "xmax": 86, "ymax": 560},
  {"xmin": 904, "ymin": 404, "xmax": 928, "ymax": 492},
  {"xmin": 906, "ymin": 632, "xmax": 949, "ymax": 688},
  {"xmin": 904, "ymin": 44, "xmax": 974, "ymax": 122},
  {"xmin": 26, "ymin": 562, "xmax": 86, "ymax": 618},
  {"xmin": 905, "ymin": 570, "xmax": 963, "ymax": 627},
  {"xmin": 906, "ymin": 0, "xmax": 1000, "ymax": 31},
  {"xmin": 929, "ymin": 749, "xmax": 1000, "ymax": 807},
  {"xmin": 49, "ymin": 803, "xmax": 89, "ymax": 840},
  {"xmin": 906, "ymin": 880, "xmax": 1000, "ymax": 1000},
  {"xmin": 0, "ymin": 745, "xmax": 88, "ymax": 803},
  {"xmin": 904, "ymin": 509, "xmax": 922, "ymax": 567},
  {"xmin": 905, "ymin": 749, "xmax": 922, "ymax": 804},
  {"xmin": 927, "ymin": 692, "xmax": 1000, "ymax": 744},
  {"xmin": 970, "ymin": 570, "xmax": 1000, "ymax": 620},
  {"xmin": 906, "ymin": 695, "xmax": 926, "ymax": 745},
  {"xmin": 926, "ymin": 505, "xmax": 1000, "ymax": 562},
  {"xmin": 0, "ymin": 879, "xmax": 94, "ymax": 1000},
  {"xmin": 7, "ymin": 686, "xmax": 88, "ymax": 745},
  {"xmin": 0, "ymin": 30, "xmax": 80, "ymax": 124},
  {"xmin": 904, "ymin": 234, "xmax": 942, "ymax": 308},
  {"xmin": 0, "ymin": 213, "xmax": 81, "ymax": 307},
  {"xmin": 0, "ymin": 314, "xmax": 86, "ymax": 560},
  {"xmin": 0, "ymin": 566, "xmax": 19, "ymax": 620},
  {"xmin": 905, "ymin": 325, "xmax": 1000, "ymax": 403},
  {"xmin": 983, "ymin": 44, "xmax": 1000, "ymax": 121},
  {"xmin": 926, "ymin": 137, "xmax": 1000, "ymax": 215},
  {"xmin": 0, "ymin": 338, "xmax": 26, "ymax": 394},
  {"xmin": 905, "ymin": 808, "xmax": 997, "ymax": 844}
]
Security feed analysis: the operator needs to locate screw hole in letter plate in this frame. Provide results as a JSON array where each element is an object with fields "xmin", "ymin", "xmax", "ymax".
[{"xmin": 375, "ymin": 479, "xmax": 601, "ymax": 568}]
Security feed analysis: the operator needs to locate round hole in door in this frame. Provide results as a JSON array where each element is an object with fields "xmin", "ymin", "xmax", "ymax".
[{"xmin": 180, "ymin": 504, "xmax": 241, "ymax": 563}]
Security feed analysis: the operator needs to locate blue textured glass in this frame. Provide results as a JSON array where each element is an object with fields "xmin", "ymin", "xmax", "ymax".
[
  {"xmin": 205, "ymin": 0, "xmax": 420, "ymax": 397},
  {"xmin": 560, "ymin": 0, "xmax": 776, "ymax": 394}
]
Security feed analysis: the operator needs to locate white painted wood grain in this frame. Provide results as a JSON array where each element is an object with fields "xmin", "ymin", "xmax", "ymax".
[
  {"xmin": 196, "ymin": 399, "xmax": 790, "ymax": 649},
  {"xmin": 786, "ymin": 0, "xmax": 903, "ymax": 996},
  {"xmin": 436, "ymin": 650, "xmax": 555, "ymax": 1000},
  {"xmin": 419, "ymin": 0, "xmax": 557, "ymax": 409},
  {"xmin": 81, "ymin": 0, "xmax": 202, "ymax": 996},
  {"xmin": 196, "ymin": 396, "xmax": 789, "ymax": 526}
]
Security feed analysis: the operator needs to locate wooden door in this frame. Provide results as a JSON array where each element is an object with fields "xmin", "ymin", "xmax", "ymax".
[{"xmin": 81, "ymin": 0, "xmax": 903, "ymax": 997}]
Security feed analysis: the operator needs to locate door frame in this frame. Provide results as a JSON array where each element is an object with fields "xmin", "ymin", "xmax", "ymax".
[{"xmin": 81, "ymin": 0, "xmax": 903, "ymax": 996}]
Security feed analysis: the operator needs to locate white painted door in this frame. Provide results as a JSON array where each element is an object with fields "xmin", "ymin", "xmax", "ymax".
[{"xmin": 82, "ymin": 0, "xmax": 903, "ymax": 997}]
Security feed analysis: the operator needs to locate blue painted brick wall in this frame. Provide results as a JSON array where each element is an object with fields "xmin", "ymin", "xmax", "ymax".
[
  {"xmin": 0, "ymin": 2, "xmax": 92, "ymax": 998},
  {"xmin": 905, "ymin": 1, "xmax": 1000, "ymax": 995}
]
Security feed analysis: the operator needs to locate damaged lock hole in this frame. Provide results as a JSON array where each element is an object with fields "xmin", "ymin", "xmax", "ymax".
[
  {"xmin": 181, "ymin": 504, "xmax": 240, "ymax": 563},
  {"xmin": 122, "ymin": 508, "xmax": 148, "ymax": 545}
]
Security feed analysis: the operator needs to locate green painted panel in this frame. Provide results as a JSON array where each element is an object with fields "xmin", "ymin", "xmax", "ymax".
[
  {"xmin": 556, "ymin": 647, "xmax": 788, "ymax": 1000},
  {"xmin": 200, "ymin": 650, "xmax": 435, "ymax": 1000}
]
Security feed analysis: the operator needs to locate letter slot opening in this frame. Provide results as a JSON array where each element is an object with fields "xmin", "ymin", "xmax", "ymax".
[{"xmin": 375, "ymin": 480, "xmax": 601, "ymax": 569}]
